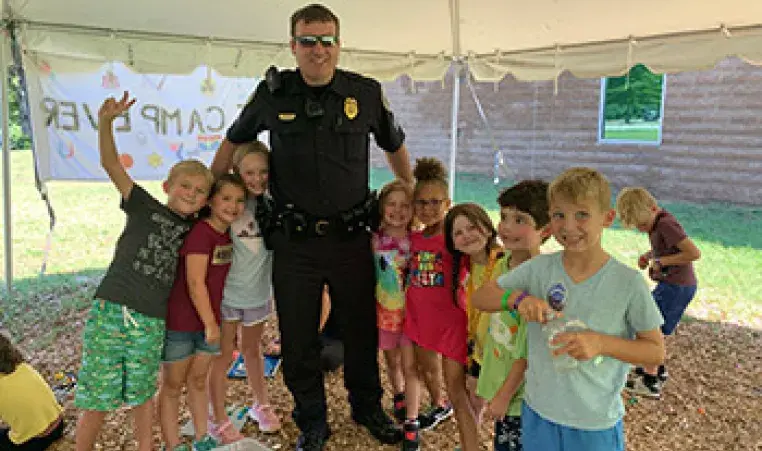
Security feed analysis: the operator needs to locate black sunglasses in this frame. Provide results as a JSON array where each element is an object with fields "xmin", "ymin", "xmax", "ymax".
[{"xmin": 294, "ymin": 35, "xmax": 338, "ymax": 47}]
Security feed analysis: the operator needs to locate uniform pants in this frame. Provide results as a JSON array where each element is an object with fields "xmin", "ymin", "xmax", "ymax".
[{"xmin": 271, "ymin": 230, "xmax": 382, "ymax": 432}]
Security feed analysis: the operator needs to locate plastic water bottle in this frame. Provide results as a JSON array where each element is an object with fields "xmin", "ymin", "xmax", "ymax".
[{"xmin": 545, "ymin": 315, "xmax": 589, "ymax": 371}]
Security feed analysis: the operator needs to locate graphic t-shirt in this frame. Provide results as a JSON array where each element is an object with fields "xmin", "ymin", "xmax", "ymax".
[
  {"xmin": 222, "ymin": 199, "xmax": 273, "ymax": 309},
  {"xmin": 403, "ymin": 231, "xmax": 468, "ymax": 364},
  {"xmin": 166, "ymin": 220, "xmax": 233, "ymax": 332},
  {"xmin": 95, "ymin": 185, "xmax": 193, "ymax": 318},
  {"xmin": 373, "ymin": 230, "xmax": 411, "ymax": 333}
]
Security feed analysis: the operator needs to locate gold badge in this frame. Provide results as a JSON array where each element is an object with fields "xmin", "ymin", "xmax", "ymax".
[
  {"xmin": 344, "ymin": 97, "xmax": 358, "ymax": 120},
  {"xmin": 278, "ymin": 112, "xmax": 296, "ymax": 121}
]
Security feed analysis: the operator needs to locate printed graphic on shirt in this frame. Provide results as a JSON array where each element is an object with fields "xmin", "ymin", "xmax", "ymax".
[
  {"xmin": 376, "ymin": 249, "xmax": 406, "ymax": 311},
  {"xmin": 409, "ymin": 251, "xmax": 445, "ymax": 287},
  {"xmin": 133, "ymin": 213, "xmax": 191, "ymax": 285},
  {"xmin": 489, "ymin": 313, "xmax": 520, "ymax": 359},
  {"xmin": 231, "ymin": 209, "xmax": 263, "ymax": 255},
  {"xmin": 212, "ymin": 244, "xmax": 234, "ymax": 265}
]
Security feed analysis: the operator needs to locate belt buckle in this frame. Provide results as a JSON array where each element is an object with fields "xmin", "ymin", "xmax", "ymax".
[{"xmin": 315, "ymin": 219, "xmax": 330, "ymax": 236}]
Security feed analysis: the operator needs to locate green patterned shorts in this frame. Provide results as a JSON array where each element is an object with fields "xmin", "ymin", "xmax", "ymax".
[{"xmin": 74, "ymin": 299, "xmax": 165, "ymax": 411}]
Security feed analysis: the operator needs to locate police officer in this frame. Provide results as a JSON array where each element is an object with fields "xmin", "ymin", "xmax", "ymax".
[{"xmin": 212, "ymin": 4, "xmax": 413, "ymax": 451}]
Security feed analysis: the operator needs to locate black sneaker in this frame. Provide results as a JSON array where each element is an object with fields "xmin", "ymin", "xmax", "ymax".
[
  {"xmin": 658, "ymin": 365, "xmax": 669, "ymax": 383},
  {"xmin": 418, "ymin": 403, "xmax": 453, "ymax": 431},
  {"xmin": 625, "ymin": 374, "xmax": 661, "ymax": 399},
  {"xmin": 401, "ymin": 420, "xmax": 420, "ymax": 451},
  {"xmin": 295, "ymin": 426, "xmax": 331, "ymax": 451},
  {"xmin": 392, "ymin": 393, "xmax": 406, "ymax": 423},
  {"xmin": 352, "ymin": 406, "xmax": 403, "ymax": 444}
]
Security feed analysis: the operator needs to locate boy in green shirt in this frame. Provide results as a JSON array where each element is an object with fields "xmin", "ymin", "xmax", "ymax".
[{"xmin": 476, "ymin": 180, "xmax": 550, "ymax": 451}]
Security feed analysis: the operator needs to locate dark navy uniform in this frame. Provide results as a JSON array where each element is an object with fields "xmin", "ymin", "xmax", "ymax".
[{"xmin": 227, "ymin": 68, "xmax": 405, "ymax": 435}]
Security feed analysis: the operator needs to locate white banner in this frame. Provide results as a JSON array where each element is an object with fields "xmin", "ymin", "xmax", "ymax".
[{"xmin": 27, "ymin": 61, "xmax": 260, "ymax": 181}]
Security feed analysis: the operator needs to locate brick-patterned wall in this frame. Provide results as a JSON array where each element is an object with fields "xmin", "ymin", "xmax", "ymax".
[{"xmin": 371, "ymin": 58, "xmax": 762, "ymax": 206}]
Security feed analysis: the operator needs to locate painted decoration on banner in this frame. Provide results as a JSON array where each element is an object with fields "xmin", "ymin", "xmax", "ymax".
[{"xmin": 32, "ymin": 62, "xmax": 260, "ymax": 181}]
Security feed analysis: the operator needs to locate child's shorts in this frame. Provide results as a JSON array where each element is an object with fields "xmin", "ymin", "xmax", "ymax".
[
  {"xmin": 653, "ymin": 282, "xmax": 697, "ymax": 335},
  {"xmin": 495, "ymin": 415, "xmax": 522, "ymax": 451},
  {"xmin": 378, "ymin": 328, "xmax": 412, "ymax": 351},
  {"xmin": 521, "ymin": 402, "xmax": 624, "ymax": 451},
  {"xmin": 221, "ymin": 302, "xmax": 272, "ymax": 327},
  {"xmin": 75, "ymin": 299, "xmax": 165, "ymax": 411},
  {"xmin": 162, "ymin": 330, "xmax": 221, "ymax": 363}
]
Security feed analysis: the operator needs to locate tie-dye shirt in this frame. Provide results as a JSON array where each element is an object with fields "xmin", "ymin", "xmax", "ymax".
[{"xmin": 372, "ymin": 230, "xmax": 411, "ymax": 333}]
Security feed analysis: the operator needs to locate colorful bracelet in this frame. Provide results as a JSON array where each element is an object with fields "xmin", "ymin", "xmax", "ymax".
[
  {"xmin": 513, "ymin": 291, "xmax": 529, "ymax": 311},
  {"xmin": 500, "ymin": 289, "xmax": 513, "ymax": 311}
]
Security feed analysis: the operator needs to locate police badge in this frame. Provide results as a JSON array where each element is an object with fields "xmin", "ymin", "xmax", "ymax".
[{"xmin": 344, "ymin": 97, "xmax": 358, "ymax": 120}]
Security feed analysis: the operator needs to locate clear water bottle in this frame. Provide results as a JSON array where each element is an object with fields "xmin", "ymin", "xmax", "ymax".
[
  {"xmin": 543, "ymin": 282, "xmax": 587, "ymax": 371},
  {"xmin": 545, "ymin": 316, "xmax": 589, "ymax": 371}
]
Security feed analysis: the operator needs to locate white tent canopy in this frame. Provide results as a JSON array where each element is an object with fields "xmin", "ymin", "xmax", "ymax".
[{"xmin": 8, "ymin": 0, "xmax": 762, "ymax": 81}]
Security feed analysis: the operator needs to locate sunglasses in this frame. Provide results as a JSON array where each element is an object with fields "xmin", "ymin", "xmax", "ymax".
[{"xmin": 294, "ymin": 35, "xmax": 338, "ymax": 47}]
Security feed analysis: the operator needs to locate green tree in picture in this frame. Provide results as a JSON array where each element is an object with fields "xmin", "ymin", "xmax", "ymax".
[{"xmin": 604, "ymin": 64, "xmax": 663, "ymax": 123}]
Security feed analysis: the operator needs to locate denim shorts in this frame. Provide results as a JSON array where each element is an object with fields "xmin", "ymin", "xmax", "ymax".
[
  {"xmin": 161, "ymin": 330, "xmax": 220, "ymax": 363},
  {"xmin": 653, "ymin": 282, "xmax": 697, "ymax": 335}
]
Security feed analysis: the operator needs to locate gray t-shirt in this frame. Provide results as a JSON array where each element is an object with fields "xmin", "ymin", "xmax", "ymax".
[
  {"xmin": 95, "ymin": 185, "xmax": 193, "ymax": 319},
  {"xmin": 222, "ymin": 199, "xmax": 273, "ymax": 309},
  {"xmin": 497, "ymin": 252, "xmax": 663, "ymax": 430}
]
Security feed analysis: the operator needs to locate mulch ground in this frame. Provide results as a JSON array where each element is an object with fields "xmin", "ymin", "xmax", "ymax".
[{"xmin": 13, "ymin": 297, "xmax": 762, "ymax": 451}]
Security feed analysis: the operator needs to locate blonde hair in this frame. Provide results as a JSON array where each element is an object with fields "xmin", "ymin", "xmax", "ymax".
[
  {"xmin": 378, "ymin": 179, "xmax": 414, "ymax": 229},
  {"xmin": 166, "ymin": 159, "xmax": 214, "ymax": 188},
  {"xmin": 548, "ymin": 167, "xmax": 611, "ymax": 212},
  {"xmin": 616, "ymin": 187, "xmax": 658, "ymax": 229},
  {"xmin": 232, "ymin": 140, "xmax": 270, "ymax": 172}
]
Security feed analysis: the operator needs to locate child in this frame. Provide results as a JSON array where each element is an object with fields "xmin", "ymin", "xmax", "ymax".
[
  {"xmin": 158, "ymin": 174, "xmax": 247, "ymax": 451},
  {"xmin": 0, "ymin": 332, "xmax": 65, "ymax": 450},
  {"xmin": 616, "ymin": 187, "xmax": 700, "ymax": 398},
  {"xmin": 473, "ymin": 167, "xmax": 665, "ymax": 451},
  {"xmin": 475, "ymin": 180, "xmax": 550, "ymax": 451},
  {"xmin": 372, "ymin": 180, "xmax": 414, "ymax": 422},
  {"xmin": 401, "ymin": 158, "xmax": 461, "ymax": 451},
  {"xmin": 75, "ymin": 92, "xmax": 213, "ymax": 451},
  {"xmin": 208, "ymin": 142, "xmax": 281, "ymax": 443},
  {"xmin": 444, "ymin": 203, "xmax": 508, "ymax": 444}
]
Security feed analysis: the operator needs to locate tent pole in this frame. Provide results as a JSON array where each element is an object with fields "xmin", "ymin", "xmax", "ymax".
[
  {"xmin": 1, "ymin": 30, "xmax": 12, "ymax": 293},
  {"xmin": 447, "ymin": 0, "xmax": 462, "ymax": 200},
  {"xmin": 448, "ymin": 63, "xmax": 461, "ymax": 200}
]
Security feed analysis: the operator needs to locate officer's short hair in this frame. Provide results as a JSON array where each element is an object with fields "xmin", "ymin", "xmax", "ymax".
[{"xmin": 290, "ymin": 4, "xmax": 340, "ymax": 38}]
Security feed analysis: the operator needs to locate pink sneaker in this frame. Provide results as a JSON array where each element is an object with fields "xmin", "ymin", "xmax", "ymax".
[
  {"xmin": 248, "ymin": 404, "xmax": 281, "ymax": 433},
  {"xmin": 208, "ymin": 419, "xmax": 244, "ymax": 445}
]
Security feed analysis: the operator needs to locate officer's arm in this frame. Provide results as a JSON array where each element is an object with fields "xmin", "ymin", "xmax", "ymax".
[
  {"xmin": 213, "ymin": 84, "xmax": 268, "ymax": 176},
  {"xmin": 385, "ymin": 143, "xmax": 414, "ymax": 186},
  {"xmin": 370, "ymin": 86, "xmax": 413, "ymax": 184},
  {"xmin": 211, "ymin": 139, "xmax": 237, "ymax": 177}
]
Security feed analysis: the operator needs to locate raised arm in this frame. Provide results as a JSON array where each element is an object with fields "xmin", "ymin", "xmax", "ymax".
[{"xmin": 98, "ymin": 91, "xmax": 136, "ymax": 199}]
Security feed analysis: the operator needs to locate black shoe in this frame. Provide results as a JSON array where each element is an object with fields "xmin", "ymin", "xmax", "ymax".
[
  {"xmin": 392, "ymin": 393, "xmax": 406, "ymax": 423},
  {"xmin": 418, "ymin": 403, "xmax": 453, "ymax": 431},
  {"xmin": 658, "ymin": 365, "xmax": 669, "ymax": 383},
  {"xmin": 401, "ymin": 420, "xmax": 420, "ymax": 451},
  {"xmin": 625, "ymin": 374, "xmax": 661, "ymax": 399},
  {"xmin": 295, "ymin": 426, "xmax": 331, "ymax": 451},
  {"xmin": 353, "ymin": 407, "xmax": 403, "ymax": 444}
]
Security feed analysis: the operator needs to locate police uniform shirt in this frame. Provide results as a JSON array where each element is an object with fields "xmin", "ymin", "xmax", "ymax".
[{"xmin": 226, "ymin": 69, "xmax": 405, "ymax": 217}]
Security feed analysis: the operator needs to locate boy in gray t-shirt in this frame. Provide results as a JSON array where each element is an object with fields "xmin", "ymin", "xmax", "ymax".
[
  {"xmin": 74, "ymin": 92, "xmax": 213, "ymax": 451},
  {"xmin": 473, "ymin": 168, "xmax": 664, "ymax": 451}
]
